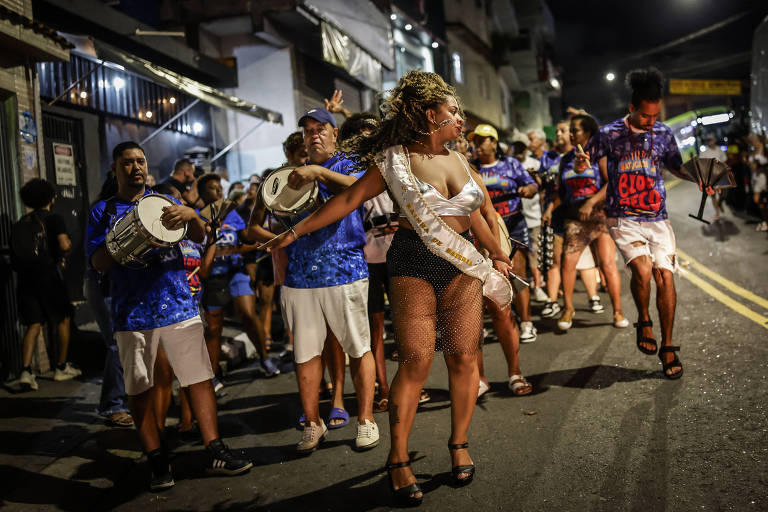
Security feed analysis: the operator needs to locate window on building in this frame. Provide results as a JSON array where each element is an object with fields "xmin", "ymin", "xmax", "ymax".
[{"xmin": 452, "ymin": 52, "xmax": 463, "ymax": 84}]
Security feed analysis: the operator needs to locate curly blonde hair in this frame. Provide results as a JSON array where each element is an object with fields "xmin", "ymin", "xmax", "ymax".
[{"xmin": 341, "ymin": 70, "xmax": 463, "ymax": 167}]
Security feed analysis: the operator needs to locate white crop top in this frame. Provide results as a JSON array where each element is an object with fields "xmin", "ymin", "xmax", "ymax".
[{"xmin": 404, "ymin": 149, "xmax": 484, "ymax": 217}]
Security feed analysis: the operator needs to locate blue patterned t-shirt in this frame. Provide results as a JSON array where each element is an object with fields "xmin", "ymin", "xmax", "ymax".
[
  {"xmin": 86, "ymin": 191, "xmax": 197, "ymax": 331},
  {"xmin": 284, "ymin": 155, "xmax": 368, "ymax": 289},
  {"xmin": 592, "ymin": 117, "xmax": 683, "ymax": 221},
  {"xmin": 207, "ymin": 209, "xmax": 246, "ymax": 277},
  {"xmin": 559, "ymin": 149, "xmax": 602, "ymax": 205},
  {"xmin": 477, "ymin": 157, "xmax": 536, "ymax": 217}
]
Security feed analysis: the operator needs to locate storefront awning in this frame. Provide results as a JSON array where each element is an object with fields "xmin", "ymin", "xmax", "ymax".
[{"xmin": 94, "ymin": 41, "xmax": 282, "ymax": 125}]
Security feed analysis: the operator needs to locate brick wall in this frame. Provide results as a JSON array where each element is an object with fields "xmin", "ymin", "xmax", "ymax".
[
  {"xmin": 0, "ymin": 64, "xmax": 44, "ymax": 182},
  {"xmin": 0, "ymin": 0, "xmax": 32, "ymax": 17}
]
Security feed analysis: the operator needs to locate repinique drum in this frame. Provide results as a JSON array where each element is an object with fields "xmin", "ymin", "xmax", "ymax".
[
  {"xmin": 260, "ymin": 166, "xmax": 319, "ymax": 217},
  {"xmin": 106, "ymin": 193, "xmax": 187, "ymax": 267}
]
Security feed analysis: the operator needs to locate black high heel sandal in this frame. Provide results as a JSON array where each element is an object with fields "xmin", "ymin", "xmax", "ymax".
[
  {"xmin": 448, "ymin": 442, "xmax": 475, "ymax": 486},
  {"xmin": 633, "ymin": 320, "xmax": 658, "ymax": 355},
  {"xmin": 658, "ymin": 345, "xmax": 684, "ymax": 380},
  {"xmin": 386, "ymin": 460, "xmax": 423, "ymax": 507}
]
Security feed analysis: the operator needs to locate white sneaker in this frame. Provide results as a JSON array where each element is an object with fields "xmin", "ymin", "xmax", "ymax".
[
  {"xmin": 19, "ymin": 370, "xmax": 38, "ymax": 391},
  {"xmin": 520, "ymin": 322, "xmax": 537, "ymax": 343},
  {"xmin": 541, "ymin": 301, "xmax": 561, "ymax": 318},
  {"xmin": 532, "ymin": 287, "xmax": 549, "ymax": 303},
  {"xmin": 54, "ymin": 362, "xmax": 82, "ymax": 381},
  {"xmin": 297, "ymin": 420, "xmax": 327, "ymax": 454},
  {"xmin": 613, "ymin": 312, "xmax": 629, "ymax": 328},
  {"xmin": 354, "ymin": 419, "xmax": 379, "ymax": 451},
  {"xmin": 589, "ymin": 296, "xmax": 605, "ymax": 313},
  {"xmin": 477, "ymin": 379, "xmax": 490, "ymax": 398}
]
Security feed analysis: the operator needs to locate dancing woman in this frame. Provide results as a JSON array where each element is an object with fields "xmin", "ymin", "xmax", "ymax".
[
  {"xmin": 551, "ymin": 114, "xmax": 627, "ymax": 331},
  {"xmin": 260, "ymin": 71, "xmax": 514, "ymax": 505}
]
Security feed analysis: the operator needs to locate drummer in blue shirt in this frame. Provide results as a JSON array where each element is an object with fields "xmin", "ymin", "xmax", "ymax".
[
  {"xmin": 470, "ymin": 124, "xmax": 539, "ymax": 343},
  {"xmin": 262, "ymin": 107, "xmax": 379, "ymax": 454},
  {"xmin": 87, "ymin": 142, "xmax": 252, "ymax": 491}
]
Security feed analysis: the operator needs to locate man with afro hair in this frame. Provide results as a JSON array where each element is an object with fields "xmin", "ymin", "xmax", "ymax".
[{"xmin": 581, "ymin": 67, "xmax": 714, "ymax": 379}]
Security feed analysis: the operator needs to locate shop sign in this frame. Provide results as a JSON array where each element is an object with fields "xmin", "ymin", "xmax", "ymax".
[
  {"xmin": 669, "ymin": 79, "xmax": 742, "ymax": 95},
  {"xmin": 53, "ymin": 143, "xmax": 77, "ymax": 186}
]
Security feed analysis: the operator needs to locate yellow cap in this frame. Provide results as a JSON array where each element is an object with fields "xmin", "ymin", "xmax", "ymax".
[{"xmin": 467, "ymin": 124, "xmax": 498, "ymax": 141}]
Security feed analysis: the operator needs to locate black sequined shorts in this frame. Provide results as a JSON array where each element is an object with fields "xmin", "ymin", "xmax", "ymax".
[{"xmin": 387, "ymin": 228, "xmax": 472, "ymax": 293}]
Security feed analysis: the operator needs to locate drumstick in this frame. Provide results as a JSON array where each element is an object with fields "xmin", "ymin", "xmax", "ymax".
[{"xmin": 187, "ymin": 266, "xmax": 200, "ymax": 280}]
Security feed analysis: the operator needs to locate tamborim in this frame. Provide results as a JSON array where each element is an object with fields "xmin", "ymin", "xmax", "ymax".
[
  {"xmin": 106, "ymin": 193, "xmax": 187, "ymax": 267},
  {"xmin": 260, "ymin": 166, "xmax": 319, "ymax": 218}
]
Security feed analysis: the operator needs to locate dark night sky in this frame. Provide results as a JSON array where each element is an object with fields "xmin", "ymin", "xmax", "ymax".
[{"xmin": 548, "ymin": 0, "xmax": 768, "ymax": 121}]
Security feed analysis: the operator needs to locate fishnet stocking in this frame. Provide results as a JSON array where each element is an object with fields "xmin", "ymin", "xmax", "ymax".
[{"xmin": 390, "ymin": 273, "xmax": 483, "ymax": 364}]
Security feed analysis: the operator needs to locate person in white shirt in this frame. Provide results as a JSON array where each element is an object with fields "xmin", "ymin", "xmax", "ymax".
[
  {"xmin": 699, "ymin": 134, "xmax": 727, "ymax": 220},
  {"xmin": 511, "ymin": 140, "xmax": 548, "ymax": 302}
]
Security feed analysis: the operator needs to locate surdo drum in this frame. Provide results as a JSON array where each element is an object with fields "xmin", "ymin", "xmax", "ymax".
[{"xmin": 106, "ymin": 193, "xmax": 187, "ymax": 268}]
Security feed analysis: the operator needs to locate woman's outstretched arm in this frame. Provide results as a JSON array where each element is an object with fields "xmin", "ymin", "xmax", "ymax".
[{"xmin": 259, "ymin": 165, "xmax": 387, "ymax": 251}]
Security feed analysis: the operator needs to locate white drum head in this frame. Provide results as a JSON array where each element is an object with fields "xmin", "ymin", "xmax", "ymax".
[
  {"xmin": 262, "ymin": 167, "xmax": 315, "ymax": 214},
  {"xmin": 137, "ymin": 194, "xmax": 186, "ymax": 242}
]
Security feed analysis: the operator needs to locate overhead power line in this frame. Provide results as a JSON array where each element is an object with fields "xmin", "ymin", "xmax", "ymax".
[{"xmin": 621, "ymin": 9, "xmax": 752, "ymax": 63}]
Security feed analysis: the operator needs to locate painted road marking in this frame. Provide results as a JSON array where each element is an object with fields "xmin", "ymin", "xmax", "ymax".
[
  {"xmin": 678, "ymin": 268, "xmax": 768, "ymax": 329},
  {"xmin": 677, "ymin": 249, "xmax": 768, "ymax": 312},
  {"xmin": 666, "ymin": 178, "xmax": 682, "ymax": 190}
]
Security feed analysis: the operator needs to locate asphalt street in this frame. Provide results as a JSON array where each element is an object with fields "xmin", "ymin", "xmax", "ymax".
[{"xmin": 1, "ymin": 177, "xmax": 767, "ymax": 511}]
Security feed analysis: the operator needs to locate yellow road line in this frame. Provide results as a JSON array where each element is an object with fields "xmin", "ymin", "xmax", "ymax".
[
  {"xmin": 666, "ymin": 178, "xmax": 683, "ymax": 190},
  {"xmin": 677, "ymin": 248, "xmax": 768, "ymax": 312},
  {"xmin": 678, "ymin": 269, "xmax": 768, "ymax": 329}
]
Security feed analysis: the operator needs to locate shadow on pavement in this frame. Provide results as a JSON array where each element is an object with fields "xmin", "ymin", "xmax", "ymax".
[
  {"xmin": 700, "ymin": 218, "xmax": 740, "ymax": 242},
  {"xmin": 526, "ymin": 364, "xmax": 659, "ymax": 392}
]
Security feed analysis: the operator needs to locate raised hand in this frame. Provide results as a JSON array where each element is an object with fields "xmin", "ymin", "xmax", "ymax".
[
  {"xmin": 324, "ymin": 89, "xmax": 344, "ymax": 113},
  {"xmin": 574, "ymin": 152, "xmax": 591, "ymax": 172},
  {"xmin": 324, "ymin": 89, "xmax": 351, "ymax": 118}
]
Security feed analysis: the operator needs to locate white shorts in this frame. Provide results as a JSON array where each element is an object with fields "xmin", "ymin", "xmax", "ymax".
[
  {"xmin": 751, "ymin": 170, "xmax": 767, "ymax": 194},
  {"xmin": 607, "ymin": 218, "xmax": 677, "ymax": 273},
  {"xmin": 115, "ymin": 316, "xmax": 214, "ymax": 396},
  {"xmin": 282, "ymin": 279, "xmax": 371, "ymax": 364},
  {"xmin": 576, "ymin": 245, "xmax": 595, "ymax": 270}
]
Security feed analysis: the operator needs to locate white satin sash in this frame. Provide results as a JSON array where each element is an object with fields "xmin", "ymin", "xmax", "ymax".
[{"xmin": 376, "ymin": 145, "xmax": 513, "ymax": 308}]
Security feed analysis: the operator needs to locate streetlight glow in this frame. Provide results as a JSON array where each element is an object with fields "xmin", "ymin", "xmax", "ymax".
[
  {"xmin": 550, "ymin": 78, "xmax": 560, "ymax": 89},
  {"xmin": 193, "ymin": 122, "xmax": 203, "ymax": 134},
  {"xmin": 113, "ymin": 77, "xmax": 125, "ymax": 90},
  {"xmin": 145, "ymin": 111, "xmax": 153, "ymax": 119},
  {"xmin": 390, "ymin": 13, "xmax": 396, "ymax": 21},
  {"xmin": 169, "ymin": 97, "xmax": 176, "ymax": 104},
  {"xmin": 431, "ymin": 41, "xmax": 438, "ymax": 49},
  {"xmin": 606, "ymin": 72, "xmax": 616, "ymax": 82},
  {"xmin": 79, "ymin": 91, "xmax": 88, "ymax": 99},
  {"xmin": 404, "ymin": 23, "xmax": 412, "ymax": 30}
]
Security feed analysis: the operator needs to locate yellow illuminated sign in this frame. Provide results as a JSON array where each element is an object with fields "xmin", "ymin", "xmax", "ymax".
[{"xmin": 669, "ymin": 79, "xmax": 741, "ymax": 95}]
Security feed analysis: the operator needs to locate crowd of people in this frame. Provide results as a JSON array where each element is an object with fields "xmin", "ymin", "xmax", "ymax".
[{"xmin": 9, "ymin": 65, "xmax": 767, "ymax": 503}]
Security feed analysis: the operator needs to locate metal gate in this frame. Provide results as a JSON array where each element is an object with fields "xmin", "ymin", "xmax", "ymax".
[
  {"xmin": 41, "ymin": 111, "xmax": 89, "ymax": 302},
  {"xmin": 0, "ymin": 97, "xmax": 23, "ymax": 379}
]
